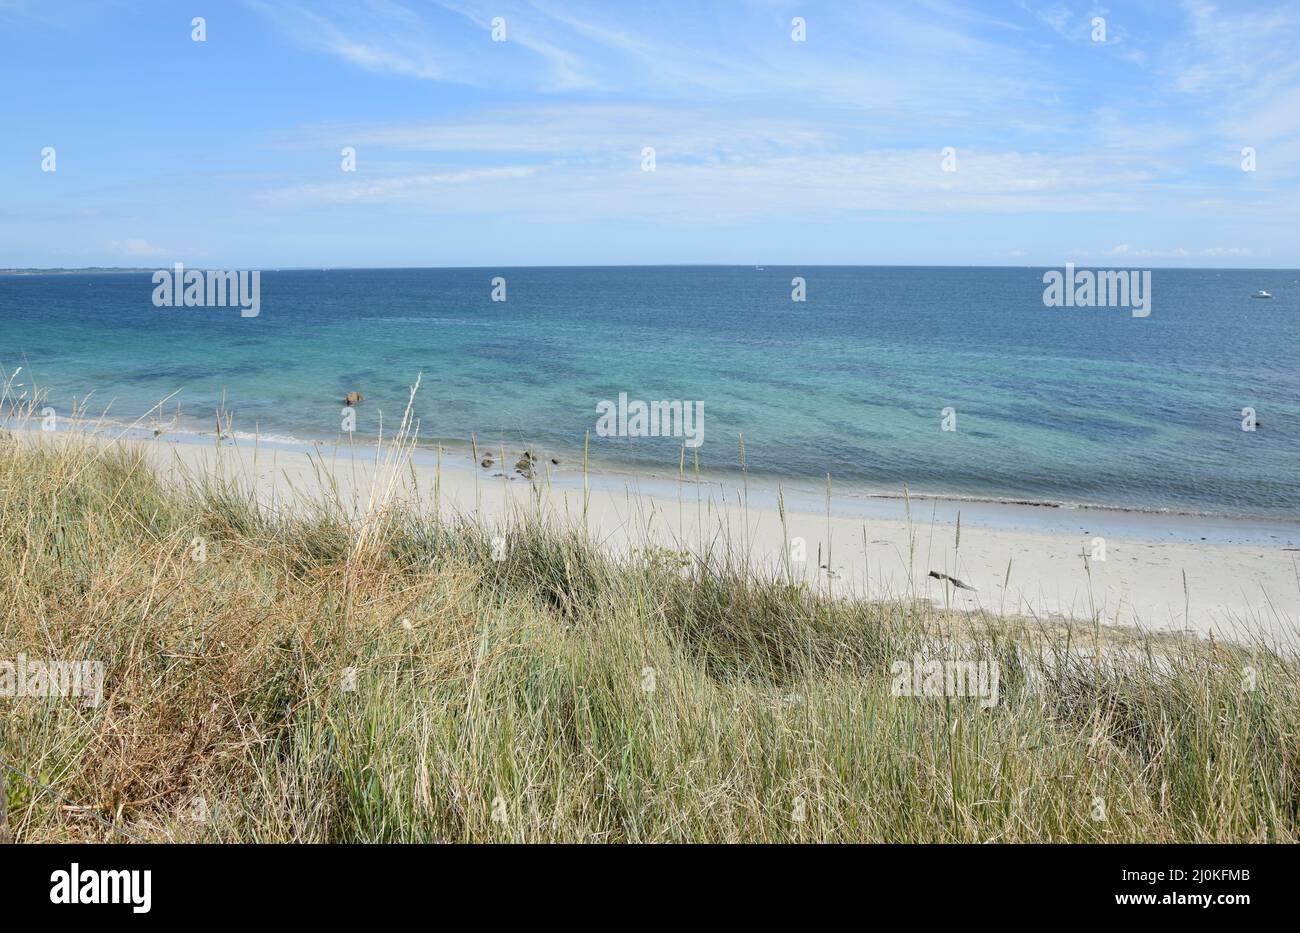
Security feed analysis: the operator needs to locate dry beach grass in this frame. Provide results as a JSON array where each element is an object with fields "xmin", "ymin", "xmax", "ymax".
[{"xmin": 0, "ymin": 386, "xmax": 1296, "ymax": 843}]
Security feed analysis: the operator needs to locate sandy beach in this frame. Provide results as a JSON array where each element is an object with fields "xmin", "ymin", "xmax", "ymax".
[{"xmin": 64, "ymin": 426, "xmax": 1289, "ymax": 647}]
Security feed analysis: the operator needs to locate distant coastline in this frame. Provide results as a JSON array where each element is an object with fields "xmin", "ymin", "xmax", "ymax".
[
  {"xmin": 5, "ymin": 263, "xmax": 1300, "ymax": 273},
  {"xmin": 0, "ymin": 267, "xmax": 157, "ymax": 275}
]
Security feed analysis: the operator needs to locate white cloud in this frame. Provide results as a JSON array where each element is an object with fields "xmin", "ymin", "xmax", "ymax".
[
  {"xmin": 263, "ymin": 166, "xmax": 537, "ymax": 204},
  {"xmin": 106, "ymin": 238, "xmax": 168, "ymax": 257},
  {"xmin": 1164, "ymin": 0, "xmax": 1300, "ymax": 146},
  {"xmin": 263, "ymin": 106, "xmax": 1163, "ymax": 219},
  {"xmin": 242, "ymin": 0, "xmax": 446, "ymax": 81}
]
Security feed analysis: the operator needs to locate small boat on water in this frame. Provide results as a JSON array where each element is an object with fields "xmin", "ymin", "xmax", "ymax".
[
  {"xmin": 1252, "ymin": 290, "xmax": 1273, "ymax": 299},
  {"xmin": 755, "ymin": 265, "xmax": 765, "ymax": 271}
]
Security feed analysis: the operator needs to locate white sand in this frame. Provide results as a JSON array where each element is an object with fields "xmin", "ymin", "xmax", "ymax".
[{"xmin": 119, "ymin": 430, "xmax": 1300, "ymax": 647}]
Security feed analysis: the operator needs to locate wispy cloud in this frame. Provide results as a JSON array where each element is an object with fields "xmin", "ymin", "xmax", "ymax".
[
  {"xmin": 106, "ymin": 238, "xmax": 169, "ymax": 257},
  {"xmin": 244, "ymin": 0, "xmax": 1054, "ymax": 116},
  {"xmin": 241, "ymin": 0, "xmax": 603, "ymax": 90},
  {"xmin": 265, "ymin": 102, "xmax": 1167, "ymax": 220},
  {"xmin": 1162, "ymin": 0, "xmax": 1300, "ymax": 147},
  {"xmin": 242, "ymin": 0, "xmax": 448, "ymax": 80},
  {"xmin": 263, "ymin": 166, "xmax": 537, "ymax": 204}
]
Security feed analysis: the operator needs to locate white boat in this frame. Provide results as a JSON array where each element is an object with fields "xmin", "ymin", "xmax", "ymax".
[{"xmin": 1251, "ymin": 290, "xmax": 1273, "ymax": 299}]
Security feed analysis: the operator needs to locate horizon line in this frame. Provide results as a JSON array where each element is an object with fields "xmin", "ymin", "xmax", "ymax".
[{"xmin": 5, "ymin": 263, "xmax": 1299, "ymax": 274}]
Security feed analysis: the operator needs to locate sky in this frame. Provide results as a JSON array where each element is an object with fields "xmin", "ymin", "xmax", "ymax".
[{"xmin": 0, "ymin": 0, "xmax": 1297, "ymax": 268}]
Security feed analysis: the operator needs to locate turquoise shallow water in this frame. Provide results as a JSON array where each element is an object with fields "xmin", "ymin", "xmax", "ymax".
[{"xmin": 2, "ymin": 266, "xmax": 1298, "ymax": 519}]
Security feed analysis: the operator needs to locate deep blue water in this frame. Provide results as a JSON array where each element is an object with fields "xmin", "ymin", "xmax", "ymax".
[{"xmin": 2, "ymin": 266, "xmax": 1297, "ymax": 518}]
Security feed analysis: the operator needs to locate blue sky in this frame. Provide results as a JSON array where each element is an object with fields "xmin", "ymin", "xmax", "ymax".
[{"xmin": 1, "ymin": 0, "xmax": 1297, "ymax": 268}]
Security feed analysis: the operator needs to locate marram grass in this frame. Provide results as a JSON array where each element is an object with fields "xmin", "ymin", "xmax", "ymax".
[{"xmin": 0, "ymin": 434, "xmax": 1295, "ymax": 843}]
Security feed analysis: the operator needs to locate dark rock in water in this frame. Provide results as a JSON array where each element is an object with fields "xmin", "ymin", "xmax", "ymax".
[
  {"xmin": 480, "ymin": 456, "xmax": 494, "ymax": 469},
  {"xmin": 343, "ymin": 391, "xmax": 364, "ymax": 406},
  {"xmin": 550, "ymin": 457, "xmax": 560, "ymax": 465},
  {"xmin": 515, "ymin": 457, "xmax": 532, "ymax": 471}
]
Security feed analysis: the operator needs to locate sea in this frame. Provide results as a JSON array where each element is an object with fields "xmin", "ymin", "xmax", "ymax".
[{"xmin": 2, "ymin": 266, "xmax": 1297, "ymax": 522}]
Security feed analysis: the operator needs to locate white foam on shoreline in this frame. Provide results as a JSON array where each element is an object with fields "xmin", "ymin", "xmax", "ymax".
[{"xmin": 7, "ymin": 413, "xmax": 1300, "ymax": 547}]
